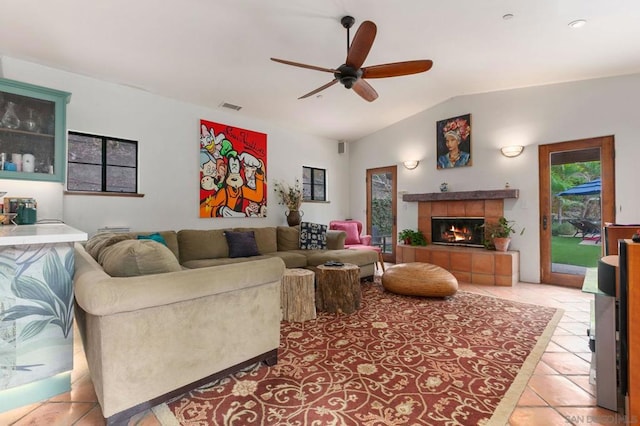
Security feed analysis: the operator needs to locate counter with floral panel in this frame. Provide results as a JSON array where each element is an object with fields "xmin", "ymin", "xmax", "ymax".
[{"xmin": 0, "ymin": 223, "xmax": 87, "ymax": 413}]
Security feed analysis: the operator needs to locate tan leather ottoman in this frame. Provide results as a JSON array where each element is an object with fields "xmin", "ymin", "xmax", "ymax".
[{"xmin": 382, "ymin": 262, "xmax": 458, "ymax": 297}]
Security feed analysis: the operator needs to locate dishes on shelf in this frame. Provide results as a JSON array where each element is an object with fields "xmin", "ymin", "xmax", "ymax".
[{"xmin": 0, "ymin": 101, "xmax": 20, "ymax": 129}]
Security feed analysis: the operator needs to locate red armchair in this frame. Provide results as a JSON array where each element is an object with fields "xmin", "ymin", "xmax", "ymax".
[{"xmin": 329, "ymin": 220, "xmax": 384, "ymax": 271}]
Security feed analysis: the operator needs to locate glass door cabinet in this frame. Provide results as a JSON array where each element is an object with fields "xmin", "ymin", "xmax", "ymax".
[{"xmin": 0, "ymin": 78, "xmax": 70, "ymax": 182}]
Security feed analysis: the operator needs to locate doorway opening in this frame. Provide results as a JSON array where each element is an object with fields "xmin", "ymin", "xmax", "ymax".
[
  {"xmin": 539, "ymin": 136, "xmax": 615, "ymax": 287},
  {"xmin": 366, "ymin": 166, "xmax": 397, "ymax": 263}
]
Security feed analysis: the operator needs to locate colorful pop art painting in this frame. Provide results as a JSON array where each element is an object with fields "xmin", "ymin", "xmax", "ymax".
[{"xmin": 199, "ymin": 120, "xmax": 267, "ymax": 218}]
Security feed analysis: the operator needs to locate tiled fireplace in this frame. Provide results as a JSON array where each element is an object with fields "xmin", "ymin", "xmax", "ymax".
[{"xmin": 398, "ymin": 189, "xmax": 519, "ymax": 286}]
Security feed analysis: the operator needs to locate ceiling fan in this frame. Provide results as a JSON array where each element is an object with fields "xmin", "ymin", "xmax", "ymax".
[{"xmin": 271, "ymin": 16, "xmax": 433, "ymax": 102}]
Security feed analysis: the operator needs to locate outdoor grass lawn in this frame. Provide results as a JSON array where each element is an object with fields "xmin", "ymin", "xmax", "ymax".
[{"xmin": 552, "ymin": 236, "xmax": 601, "ymax": 267}]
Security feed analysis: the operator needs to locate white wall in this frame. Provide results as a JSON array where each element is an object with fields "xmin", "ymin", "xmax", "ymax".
[
  {"xmin": 0, "ymin": 57, "xmax": 350, "ymax": 234},
  {"xmin": 349, "ymin": 73, "xmax": 640, "ymax": 283},
  {"xmin": 3, "ymin": 56, "xmax": 639, "ymax": 282}
]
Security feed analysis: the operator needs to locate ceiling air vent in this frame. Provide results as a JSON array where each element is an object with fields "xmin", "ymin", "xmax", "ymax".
[{"xmin": 219, "ymin": 102, "xmax": 242, "ymax": 111}]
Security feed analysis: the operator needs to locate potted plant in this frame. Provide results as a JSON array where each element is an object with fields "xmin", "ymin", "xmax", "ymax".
[
  {"xmin": 481, "ymin": 217, "xmax": 524, "ymax": 251},
  {"xmin": 398, "ymin": 229, "xmax": 428, "ymax": 246}
]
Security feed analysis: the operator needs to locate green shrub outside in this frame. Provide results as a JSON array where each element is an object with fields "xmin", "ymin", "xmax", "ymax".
[{"xmin": 552, "ymin": 222, "xmax": 576, "ymax": 236}]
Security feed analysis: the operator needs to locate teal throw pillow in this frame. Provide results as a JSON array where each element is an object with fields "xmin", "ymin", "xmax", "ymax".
[{"xmin": 137, "ymin": 232, "xmax": 167, "ymax": 246}]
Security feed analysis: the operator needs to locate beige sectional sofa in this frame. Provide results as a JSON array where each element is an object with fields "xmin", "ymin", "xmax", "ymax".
[
  {"xmin": 73, "ymin": 225, "xmax": 378, "ymax": 424},
  {"xmin": 176, "ymin": 225, "xmax": 378, "ymax": 277}
]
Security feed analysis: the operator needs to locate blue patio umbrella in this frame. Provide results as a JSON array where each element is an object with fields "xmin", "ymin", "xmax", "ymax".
[{"xmin": 557, "ymin": 178, "xmax": 601, "ymax": 196}]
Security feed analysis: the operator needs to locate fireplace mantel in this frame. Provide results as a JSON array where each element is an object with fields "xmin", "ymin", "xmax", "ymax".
[{"xmin": 403, "ymin": 189, "xmax": 519, "ymax": 202}]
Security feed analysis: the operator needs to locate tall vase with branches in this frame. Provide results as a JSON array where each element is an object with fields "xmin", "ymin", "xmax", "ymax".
[{"xmin": 274, "ymin": 179, "xmax": 304, "ymax": 226}]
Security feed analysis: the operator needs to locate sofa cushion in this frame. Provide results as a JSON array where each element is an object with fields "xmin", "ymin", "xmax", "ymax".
[
  {"xmin": 326, "ymin": 230, "xmax": 346, "ymax": 250},
  {"xmin": 135, "ymin": 231, "xmax": 180, "ymax": 260},
  {"xmin": 84, "ymin": 232, "xmax": 113, "ymax": 258},
  {"xmin": 299, "ymin": 222, "xmax": 327, "ymax": 250},
  {"xmin": 267, "ymin": 251, "xmax": 308, "ymax": 269},
  {"xmin": 85, "ymin": 232, "xmax": 133, "ymax": 261},
  {"xmin": 277, "ymin": 226, "xmax": 300, "ymax": 251},
  {"xmin": 98, "ymin": 239, "xmax": 182, "ymax": 277},
  {"xmin": 305, "ymin": 248, "xmax": 378, "ymax": 267},
  {"xmin": 224, "ymin": 230, "xmax": 260, "ymax": 258},
  {"xmin": 181, "ymin": 255, "xmax": 273, "ymax": 268},
  {"xmin": 234, "ymin": 227, "xmax": 277, "ymax": 254},
  {"xmin": 86, "ymin": 231, "xmax": 180, "ymax": 262},
  {"xmin": 178, "ymin": 229, "xmax": 228, "ymax": 263},
  {"xmin": 330, "ymin": 221, "xmax": 360, "ymax": 245}
]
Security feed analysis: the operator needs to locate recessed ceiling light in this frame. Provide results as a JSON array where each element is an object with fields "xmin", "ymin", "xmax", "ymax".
[
  {"xmin": 568, "ymin": 19, "xmax": 587, "ymax": 28},
  {"xmin": 502, "ymin": 13, "xmax": 514, "ymax": 20}
]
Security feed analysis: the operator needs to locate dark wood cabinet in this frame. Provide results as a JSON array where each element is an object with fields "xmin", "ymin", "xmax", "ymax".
[{"xmin": 619, "ymin": 240, "xmax": 640, "ymax": 423}]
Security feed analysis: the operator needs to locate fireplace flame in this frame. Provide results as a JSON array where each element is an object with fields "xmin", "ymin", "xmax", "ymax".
[
  {"xmin": 431, "ymin": 217, "xmax": 485, "ymax": 247},
  {"xmin": 444, "ymin": 225, "xmax": 473, "ymax": 242}
]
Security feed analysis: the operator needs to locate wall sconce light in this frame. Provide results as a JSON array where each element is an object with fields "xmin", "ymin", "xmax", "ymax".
[
  {"xmin": 500, "ymin": 145, "xmax": 524, "ymax": 158},
  {"xmin": 403, "ymin": 160, "xmax": 419, "ymax": 170}
]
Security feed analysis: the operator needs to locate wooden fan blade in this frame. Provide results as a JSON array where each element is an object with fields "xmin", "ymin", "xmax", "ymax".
[
  {"xmin": 299, "ymin": 79, "xmax": 339, "ymax": 99},
  {"xmin": 352, "ymin": 79, "xmax": 378, "ymax": 102},
  {"xmin": 345, "ymin": 21, "xmax": 377, "ymax": 69},
  {"xmin": 271, "ymin": 58, "xmax": 337, "ymax": 74},
  {"xmin": 362, "ymin": 60, "xmax": 433, "ymax": 79}
]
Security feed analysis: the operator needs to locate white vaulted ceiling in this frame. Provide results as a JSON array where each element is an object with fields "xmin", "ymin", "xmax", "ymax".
[{"xmin": 1, "ymin": 0, "xmax": 639, "ymax": 141}]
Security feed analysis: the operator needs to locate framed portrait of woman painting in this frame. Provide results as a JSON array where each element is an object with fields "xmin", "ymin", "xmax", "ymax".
[{"xmin": 436, "ymin": 113, "xmax": 472, "ymax": 169}]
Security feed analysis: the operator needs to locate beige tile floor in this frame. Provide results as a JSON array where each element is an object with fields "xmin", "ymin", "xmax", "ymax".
[{"xmin": 0, "ymin": 268, "xmax": 623, "ymax": 425}]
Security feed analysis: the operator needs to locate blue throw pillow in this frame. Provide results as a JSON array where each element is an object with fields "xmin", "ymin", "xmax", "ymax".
[
  {"xmin": 137, "ymin": 232, "xmax": 167, "ymax": 246},
  {"xmin": 299, "ymin": 222, "xmax": 327, "ymax": 250},
  {"xmin": 224, "ymin": 230, "xmax": 260, "ymax": 258}
]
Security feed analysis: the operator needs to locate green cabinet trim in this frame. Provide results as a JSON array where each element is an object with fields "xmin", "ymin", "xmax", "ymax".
[{"xmin": 0, "ymin": 78, "xmax": 71, "ymax": 183}]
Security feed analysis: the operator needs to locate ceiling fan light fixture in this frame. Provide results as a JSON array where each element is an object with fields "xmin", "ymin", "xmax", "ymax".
[
  {"xmin": 342, "ymin": 78, "xmax": 356, "ymax": 89},
  {"xmin": 271, "ymin": 16, "xmax": 433, "ymax": 102},
  {"xmin": 335, "ymin": 65, "xmax": 362, "ymax": 89}
]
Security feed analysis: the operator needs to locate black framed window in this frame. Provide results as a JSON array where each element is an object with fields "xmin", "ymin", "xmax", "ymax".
[
  {"xmin": 67, "ymin": 131, "xmax": 138, "ymax": 193},
  {"xmin": 302, "ymin": 166, "xmax": 326, "ymax": 201}
]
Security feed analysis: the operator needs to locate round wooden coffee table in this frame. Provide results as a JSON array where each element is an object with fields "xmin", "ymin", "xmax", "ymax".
[{"xmin": 315, "ymin": 263, "xmax": 361, "ymax": 314}]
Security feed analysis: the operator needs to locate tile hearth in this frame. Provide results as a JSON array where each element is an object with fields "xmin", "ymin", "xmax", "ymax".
[{"xmin": 397, "ymin": 244, "xmax": 519, "ymax": 286}]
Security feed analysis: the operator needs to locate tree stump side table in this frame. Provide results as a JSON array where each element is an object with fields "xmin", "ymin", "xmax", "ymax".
[
  {"xmin": 280, "ymin": 268, "xmax": 316, "ymax": 322},
  {"xmin": 315, "ymin": 263, "xmax": 361, "ymax": 314}
]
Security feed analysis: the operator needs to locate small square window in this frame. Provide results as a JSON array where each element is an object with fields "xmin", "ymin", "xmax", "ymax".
[
  {"xmin": 68, "ymin": 131, "xmax": 138, "ymax": 193},
  {"xmin": 302, "ymin": 166, "xmax": 326, "ymax": 201}
]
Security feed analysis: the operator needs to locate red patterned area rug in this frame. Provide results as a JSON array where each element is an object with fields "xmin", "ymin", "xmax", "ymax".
[{"xmin": 154, "ymin": 280, "xmax": 562, "ymax": 426}]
